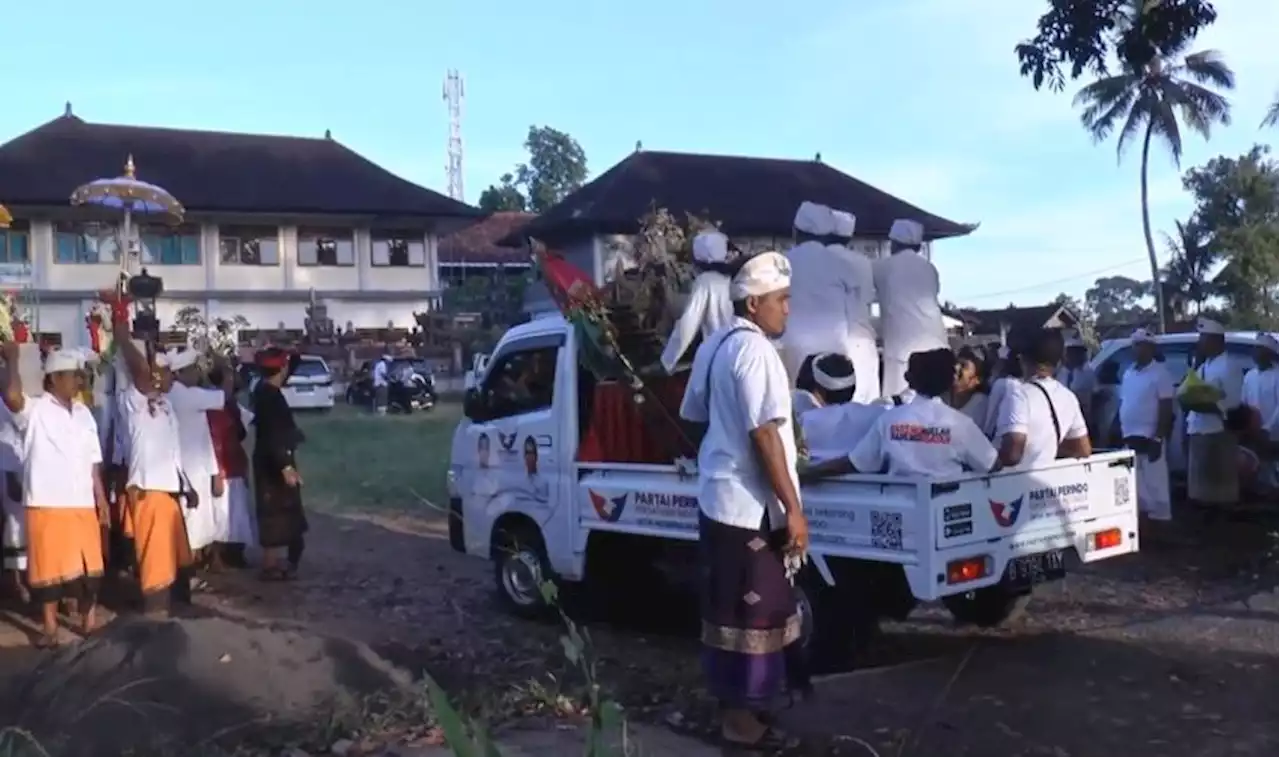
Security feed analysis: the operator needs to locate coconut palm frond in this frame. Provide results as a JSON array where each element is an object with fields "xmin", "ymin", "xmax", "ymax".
[
  {"xmin": 1175, "ymin": 50, "xmax": 1236, "ymax": 90},
  {"xmin": 1262, "ymin": 96, "xmax": 1279, "ymax": 129}
]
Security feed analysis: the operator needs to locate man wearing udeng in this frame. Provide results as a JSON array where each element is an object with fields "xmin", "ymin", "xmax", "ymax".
[{"xmin": 678, "ymin": 250, "xmax": 809, "ymax": 751}]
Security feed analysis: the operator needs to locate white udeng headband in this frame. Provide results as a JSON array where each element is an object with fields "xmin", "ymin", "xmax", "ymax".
[{"xmin": 813, "ymin": 358, "xmax": 856, "ymax": 391}]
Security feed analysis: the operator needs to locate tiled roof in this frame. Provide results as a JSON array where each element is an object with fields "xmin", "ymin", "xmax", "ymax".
[
  {"xmin": 958, "ymin": 304, "xmax": 1077, "ymax": 338},
  {"xmin": 0, "ymin": 113, "xmax": 482, "ymax": 220},
  {"xmin": 499, "ymin": 149, "xmax": 976, "ymax": 245},
  {"xmin": 438, "ymin": 212, "xmax": 536, "ymax": 265}
]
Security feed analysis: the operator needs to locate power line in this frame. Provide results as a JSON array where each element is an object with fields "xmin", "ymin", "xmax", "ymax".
[{"xmin": 949, "ymin": 256, "xmax": 1150, "ymax": 303}]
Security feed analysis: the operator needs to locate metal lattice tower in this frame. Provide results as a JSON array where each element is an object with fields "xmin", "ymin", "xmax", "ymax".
[{"xmin": 443, "ymin": 69, "xmax": 465, "ymax": 202}]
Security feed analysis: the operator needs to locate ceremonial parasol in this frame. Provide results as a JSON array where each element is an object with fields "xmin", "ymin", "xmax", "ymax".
[
  {"xmin": 71, "ymin": 155, "xmax": 185, "ymax": 277},
  {"xmin": 0, "ymin": 204, "xmax": 11, "ymax": 229}
]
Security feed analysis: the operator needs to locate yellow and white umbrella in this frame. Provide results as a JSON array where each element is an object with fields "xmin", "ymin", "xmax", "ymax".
[{"xmin": 0, "ymin": 204, "xmax": 11, "ymax": 229}]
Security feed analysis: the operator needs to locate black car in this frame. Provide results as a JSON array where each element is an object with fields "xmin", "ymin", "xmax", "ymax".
[{"xmin": 346, "ymin": 358, "xmax": 436, "ymax": 410}]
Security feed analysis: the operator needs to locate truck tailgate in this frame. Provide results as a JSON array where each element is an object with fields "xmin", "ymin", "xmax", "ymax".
[{"xmin": 932, "ymin": 451, "xmax": 1138, "ymax": 556}]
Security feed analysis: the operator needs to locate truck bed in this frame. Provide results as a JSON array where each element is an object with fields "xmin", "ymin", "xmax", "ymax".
[{"xmin": 574, "ymin": 451, "xmax": 1139, "ymax": 601}]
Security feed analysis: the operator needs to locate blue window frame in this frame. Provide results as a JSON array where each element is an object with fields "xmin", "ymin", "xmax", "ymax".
[
  {"xmin": 0, "ymin": 221, "xmax": 30, "ymax": 264},
  {"xmin": 54, "ymin": 221, "xmax": 119, "ymax": 264},
  {"xmin": 141, "ymin": 224, "xmax": 201, "ymax": 265}
]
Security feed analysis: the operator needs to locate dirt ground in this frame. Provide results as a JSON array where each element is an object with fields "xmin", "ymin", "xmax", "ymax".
[{"xmin": 1, "ymin": 507, "xmax": 1275, "ymax": 756}]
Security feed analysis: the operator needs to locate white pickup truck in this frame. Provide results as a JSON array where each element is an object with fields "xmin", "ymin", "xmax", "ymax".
[{"xmin": 447, "ymin": 315, "xmax": 1141, "ymax": 665}]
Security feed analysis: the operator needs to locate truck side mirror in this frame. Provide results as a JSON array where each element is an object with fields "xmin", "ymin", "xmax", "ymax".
[{"xmin": 463, "ymin": 387, "xmax": 489, "ymax": 422}]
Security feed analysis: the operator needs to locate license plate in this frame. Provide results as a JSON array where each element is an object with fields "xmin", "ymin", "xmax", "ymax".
[
  {"xmin": 1004, "ymin": 550, "xmax": 1066, "ymax": 588},
  {"xmin": 294, "ymin": 386, "xmax": 314, "ymax": 394}
]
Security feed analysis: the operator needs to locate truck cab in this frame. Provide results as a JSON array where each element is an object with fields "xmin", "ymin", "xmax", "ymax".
[{"xmin": 448, "ymin": 316, "xmax": 1141, "ymax": 665}]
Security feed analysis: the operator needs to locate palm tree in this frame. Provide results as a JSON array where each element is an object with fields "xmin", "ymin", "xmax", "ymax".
[
  {"xmin": 1263, "ymin": 94, "xmax": 1279, "ymax": 128},
  {"xmin": 1073, "ymin": 44, "xmax": 1234, "ymax": 333},
  {"xmin": 1161, "ymin": 219, "xmax": 1216, "ymax": 320}
]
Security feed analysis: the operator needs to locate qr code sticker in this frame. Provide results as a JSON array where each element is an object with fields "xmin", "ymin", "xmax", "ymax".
[
  {"xmin": 1113, "ymin": 477, "xmax": 1131, "ymax": 507},
  {"xmin": 871, "ymin": 510, "xmax": 903, "ymax": 551}
]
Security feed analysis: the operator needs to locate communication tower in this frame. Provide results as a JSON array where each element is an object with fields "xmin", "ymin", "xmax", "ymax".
[{"xmin": 443, "ymin": 69, "xmax": 465, "ymax": 202}]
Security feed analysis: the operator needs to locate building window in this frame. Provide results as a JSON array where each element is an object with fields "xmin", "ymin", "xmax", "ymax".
[
  {"xmin": 0, "ymin": 220, "xmax": 30, "ymax": 264},
  {"xmin": 298, "ymin": 227, "xmax": 354, "ymax": 267},
  {"xmin": 371, "ymin": 230, "xmax": 425, "ymax": 267},
  {"xmin": 219, "ymin": 225, "xmax": 280, "ymax": 265},
  {"xmin": 54, "ymin": 221, "xmax": 121, "ymax": 264},
  {"xmin": 140, "ymin": 223, "xmax": 201, "ymax": 265}
]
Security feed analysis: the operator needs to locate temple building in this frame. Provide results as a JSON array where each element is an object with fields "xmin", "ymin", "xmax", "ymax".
[{"xmin": 0, "ymin": 106, "xmax": 480, "ymax": 347}]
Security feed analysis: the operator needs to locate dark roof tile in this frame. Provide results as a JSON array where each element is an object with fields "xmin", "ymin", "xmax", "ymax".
[
  {"xmin": 499, "ymin": 150, "xmax": 976, "ymax": 246},
  {"xmin": 438, "ymin": 212, "xmax": 535, "ymax": 265},
  {"xmin": 0, "ymin": 115, "xmax": 481, "ymax": 220},
  {"xmin": 958, "ymin": 304, "xmax": 1077, "ymax": 338}
]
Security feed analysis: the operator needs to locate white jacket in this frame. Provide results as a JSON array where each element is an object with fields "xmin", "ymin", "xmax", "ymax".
[
  {"xmin": 872, "ymin": 250, "xmax": 947, "ymax": 360},
  {"xmin": 778, "ymin": 241, "xmax": 878, "ymax": 378},
  {"xmin": 660, "ymin": 270, "xmax": 733, "ymax": 373}
]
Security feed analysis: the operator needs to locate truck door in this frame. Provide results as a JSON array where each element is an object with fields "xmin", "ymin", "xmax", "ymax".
[{"xmin": 460, "ymin": 332, "xmax": 567, "ymax": 557}]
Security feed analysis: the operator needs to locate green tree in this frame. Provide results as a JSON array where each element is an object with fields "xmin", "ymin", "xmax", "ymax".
[
  {"xmin": 1073, "ymin": 39, "xmax": 1234, "ymax": 333},
  {"xmin": 515, "ymin": 126, "xmax": 588, "ymax": 213},
  {"xmin": 1160, "ymin": 219, "xmax": 1216, "ymax": 319},
  {"xmin": 1017, "ymin": 0, "xmax": 1218, "ymax": 91},
  {"xmin": 1084, "ymin": 275, "xmax": 1154, "ymax": 324},
  {"xmin": 477, "ymin": 173, "xmax": 527, "ymax": 213},
  {"xmin": 1183, "ymin": 145, "xmax": 1280, "ymax": 329}
]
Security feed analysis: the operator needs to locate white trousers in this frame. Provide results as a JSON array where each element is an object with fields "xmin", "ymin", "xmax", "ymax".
[
  {"xmin": 1, "ymin": 475, "xmax": 25, "ymax": 571},
  {"xmin": 881, "ymin": 356, "xmax": 909, "ymax": 400},
  {"xmin": 848, "ymin": 339, "xmax": 881, "ymax": 405},
  {"xmin": 1136, "ymin": 445, "xmax": 1172, "ymax": 521},
  {"xmin": 183, "ymin": 473, "xmax": 219, "ymax": 551}
]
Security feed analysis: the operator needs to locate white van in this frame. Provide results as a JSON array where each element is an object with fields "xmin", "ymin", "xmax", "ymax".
[{"xmin": 448, "ymin": 316, "xmax": 1140, "ymax": 664}]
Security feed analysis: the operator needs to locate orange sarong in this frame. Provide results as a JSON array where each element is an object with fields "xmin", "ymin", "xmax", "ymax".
[
  {"xmin": 129, "ymin": 490, "xmax": 192, "ymax": 596},
  {"xmin": 25, "ymin": 507, "xmax": 105, "ymax": 598}
]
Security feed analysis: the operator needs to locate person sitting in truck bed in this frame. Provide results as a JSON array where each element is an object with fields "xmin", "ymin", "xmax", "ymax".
[
  {"xmin": 995, "ymin": 328, "xmax": 1092, "ymax": 469},
  {"xmin": 798, "ymin": 352, "xmax": 888, "ymax": 460},
  {"xmin": 803, "ymin": 348, "xmax": 999, "ymax": 478}
]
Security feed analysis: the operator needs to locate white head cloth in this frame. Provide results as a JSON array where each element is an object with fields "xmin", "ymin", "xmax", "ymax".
[
  {"xmin": 829, "ymin": 210, "xmax": 857, "ymax": 239},
  {"xmin": 730, "ymin": 252, "xmax": 792, "ymax": 300},
  {"xmin": 812, "ymin": 353, "xmax": 856, "ymax": 391},
  {"xmin": 166, "ymin": 347, "xmax": 200, "ymax": 372},
  {"xmin": 692, "ymin": 230, "xmax": 730, "ymax": 264},
  {"xmin": 793, "ymin": 202, "xmax": 835, "ymax": 236},
  {"xmin": 44, "ymin": 349, "xmax": 82, "ymax": 375},
  {"xmin": 1257, "ymin": 332, "xmax": 1279, "ymax": 352},
  {"xmin": 888, "ymin": 218, "xmax": 924, "ymax": 246},
  {"xmin": 1130, "ymin": 328, "xmax": 1156, "ymax": 345},
  {"xmin": 1196, "ymin": 317, "xmax": 1226, "ymax": 335}
]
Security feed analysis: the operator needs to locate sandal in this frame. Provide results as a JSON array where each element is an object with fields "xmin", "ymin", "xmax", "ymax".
[
  {"xmin": 719, "ymin": 725, "xmax": 799, "ymax": 753},
  {"xmin": 33, "ymin": 631, "xmax": 60, "ymax": 650}
]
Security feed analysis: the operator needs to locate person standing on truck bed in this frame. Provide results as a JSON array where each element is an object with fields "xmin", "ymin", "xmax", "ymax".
[
  {"xmin": 995, "ymin": 329, "xmax": 1092, "ymax": 469},
  {"xmin": 803, "ymin": 348, "xmax": 999, "ymax": 478},
  {"xmin": 677, "ymin": 250, "xmax": 809, "ymax": 752},
  {"xmin": 1117, "ymin": 329, "xmax": 1176, "ymax": 523},
  {"xmin": 659, "ymin": 229, "xmax": 735, "ymax": 374},
  {"xmin": 873, "ymin": 218, "xmax": 948, "ymax": 400},
  {"xmin": 1183, "ymin": 317, "xmax": 1246, "ymax": 511}
]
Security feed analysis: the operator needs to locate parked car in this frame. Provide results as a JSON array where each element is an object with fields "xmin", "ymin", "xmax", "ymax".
[
  {"xmin": 1089, "ymin": 331, "xmax": 1270, "ymax": 480},
  {"xmin": 281, "ymin": 355, "xmax": 336, "ymax": 410},
  {"xmin": 345, "ymin": 357, "xmax": 437, "ymax": 410}
]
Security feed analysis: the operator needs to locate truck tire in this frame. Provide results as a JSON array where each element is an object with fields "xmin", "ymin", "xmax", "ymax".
[
  {"xmin": 943, "ymin": 587, "xmax": 1033, "ymax": 628},
  {"xmin": 492, "ymin": 525, "xmax": 553, "ymax": 620},
  {"xmin": 794, "ymin": 572, "xmax": 858, "ymax": 671}
]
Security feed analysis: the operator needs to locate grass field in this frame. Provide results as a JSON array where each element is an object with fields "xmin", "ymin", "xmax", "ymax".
[{"xmin": 291, "ymin": 401, "xmax": 463, "ymax": 514}]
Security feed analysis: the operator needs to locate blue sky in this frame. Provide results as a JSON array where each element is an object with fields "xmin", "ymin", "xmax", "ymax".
[{"xmin": 2, "ymin": 0, "xmax": 1276, "ymax": 308}]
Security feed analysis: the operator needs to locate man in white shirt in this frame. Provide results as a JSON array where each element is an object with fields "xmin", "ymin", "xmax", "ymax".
[
  {"xmin": 778, "ymin": 202, "xmax": 877, "ymax": 397},
  {"xmin": 996, "ymin": 329, "xmax": 1092, "ymax": 469},
  {"xmin": 678, "ymin": 251, "xmax": 808, "ymax": 750},
  {"xmin": 114, "ymin": 327, "xmax": 197, "ymax": 618},
  {"xmin": 166, "ymin": 348, "xmax": 235, "ymax": 566},
  {"xmin": 1055, "ymin": 334, "xmax": 1097, "ymax": 431},
  {"xmin": 806, "ymin": 349, "xmax": 998, "ymax": 478},
  {"xmin": 1183, "ymin": 317, "xmax": 1245, "ymax": 508},
  {"xmin": 660, "ymin": 230, "xmax": 735, "ymax": 373},
  {"xmin": 798, "ymin": 353, "xmax": 888, "ymax": 460},
  {"xmin": 1, "ymin": 344, "xmax": 107, "ymax": 647},
  {"xmin": 1117, "ymin": 329, "xmax": 1175, "ymax": 521},
  {"xmin": 1241, "ymin": 332, "xmax": 1278, "ymax": 493},
  {"xmin": 372, "ymin": 356, "xmax": 390, "ymax": 415},
  {"xmin": 873, "ymin": 219, "xmax": 948, "ymax": 399},
  {"xmin": 829, "ymin": 208, "xmax": 880, "ymax": 403}
]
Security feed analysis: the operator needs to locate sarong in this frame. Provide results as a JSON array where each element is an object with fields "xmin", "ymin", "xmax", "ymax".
[
  {"xmin": 1, "ymin": 473, "xmax": 26, "ymax": 571},
  {"xmin": 25, "ymin": 507, "xmax": 104, "ymax": 603},
  {"xmin": 1188, "ymin": 431, "xmax": 1239, "ymax": 504},
  {"xmin": 182, "ymin": 473, "xmax": 218, "ymax": 552},
  {"xmin": 130, "ymin": 490, "xmax": 193, "ymax": 597},
  {"xmin": 226, "ymin": 478, "xmax": 257, "ymax": 545},
  {"xmin": 881, "ymin": 355, "xmax": 909, "ymax": 400},
  {"xmin": 254, "ymin": 454, "xmax": 308, "ymax": 550},
  {"xmin": 698, "ymin": 513, "xmax": 803, "ymax": 709},
  {"xmin": 849, "ymin": 338, "xmax": 882, "ymax": 406},
  {"xmin": 1134, "ymin": 443, "xmax": 1172, "ymax": 521}
]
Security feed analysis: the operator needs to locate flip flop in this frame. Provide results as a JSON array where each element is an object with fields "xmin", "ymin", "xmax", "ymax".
[{"xmin": 33, "ymin": 632, "xmax": 60, "ymax": 650}]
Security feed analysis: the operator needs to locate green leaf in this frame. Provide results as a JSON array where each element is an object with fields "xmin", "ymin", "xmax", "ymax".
[
  {"xmin": 423, "ymin": 675, "xmax": 477, "ymax": 757},
  {"xmin": 560, "ymin": 634, "xmax": 581, "ymax": 665}
]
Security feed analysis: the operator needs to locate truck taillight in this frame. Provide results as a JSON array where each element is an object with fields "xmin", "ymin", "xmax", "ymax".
[
  {"xmin": 945, "ymin": 555, "xmax": 992, "ymax": 585},
  {"xmin": 1087, "ymin": 528, "xmax": 1122, "ymax": 552}
]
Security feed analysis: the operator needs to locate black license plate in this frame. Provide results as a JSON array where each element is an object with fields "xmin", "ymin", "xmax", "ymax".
[{"xmin": 1004, "ymin": 550, "xmax": 1066, "ymax": 588}]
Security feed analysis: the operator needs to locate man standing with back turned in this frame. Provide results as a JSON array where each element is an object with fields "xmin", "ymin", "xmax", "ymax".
[{"xmin": 679, "ymin": 251, "xmax": 809, "ymax": 751}]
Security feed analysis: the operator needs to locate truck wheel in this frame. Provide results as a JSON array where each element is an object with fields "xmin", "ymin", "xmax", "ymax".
[
  {"xmin": 794, "ymin": 573, "xmax": 858, "ymax": 671},
  {"xmin": 943, "ymin": 587, "xmax": 1032, "ymax": 628},
  {"xmin": 493, "ymin": 526, "xmax": 553, "ymax": 619}
]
